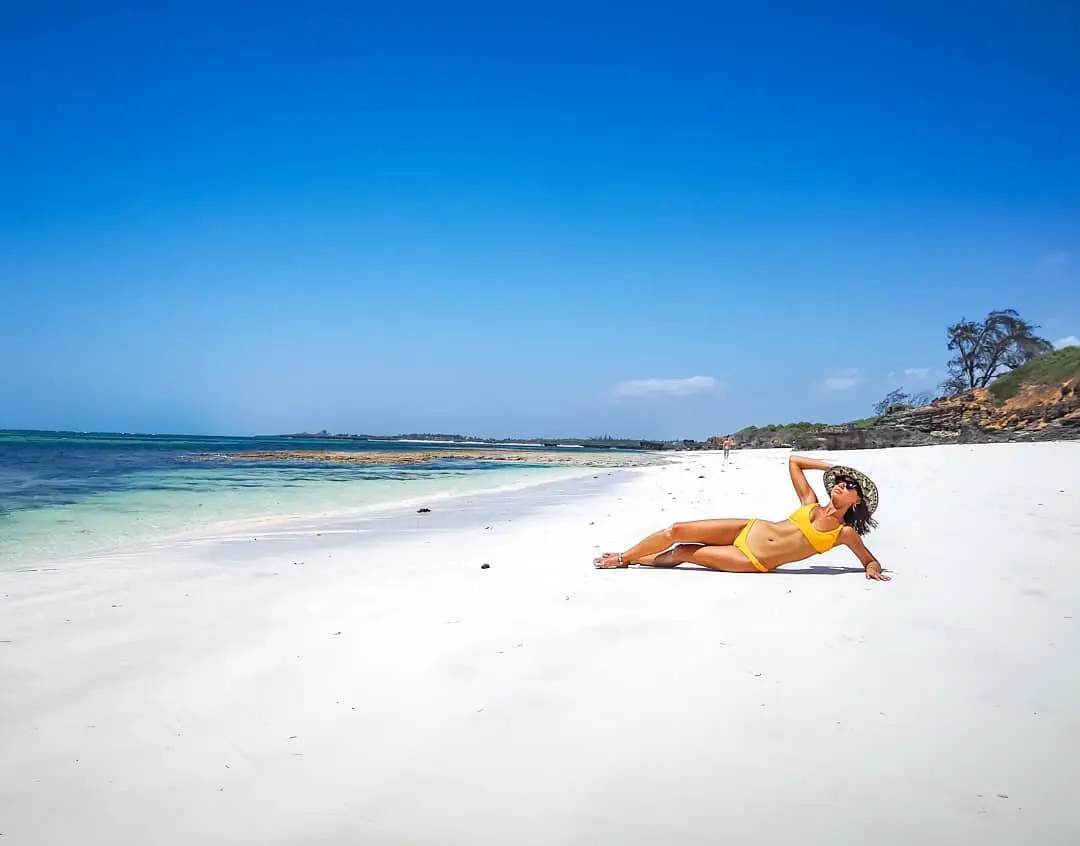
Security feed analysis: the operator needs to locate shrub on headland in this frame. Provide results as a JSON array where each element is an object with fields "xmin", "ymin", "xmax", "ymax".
[{"xmin": 987, "ymin": 345, "xmax": 1080, "ymax": 403}]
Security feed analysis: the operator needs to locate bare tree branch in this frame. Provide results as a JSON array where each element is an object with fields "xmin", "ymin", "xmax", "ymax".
[{"xmin": 943, "ymin": 309, "xmax": 1051, "ymax": 395}]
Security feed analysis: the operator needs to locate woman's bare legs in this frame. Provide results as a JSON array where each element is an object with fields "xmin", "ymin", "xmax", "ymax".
[{"xmin": 593, "ymin": 518, "xmax": 750, "ymax": 568}]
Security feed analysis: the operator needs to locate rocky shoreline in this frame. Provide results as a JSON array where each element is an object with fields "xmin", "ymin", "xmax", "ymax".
[
  {"xmin": 189, "ymin": 449, "xmax": 671, "ymax": 468},
  {"xmin": 790, "ymin": 380, "xmax": 1080, "ymax": 450}
]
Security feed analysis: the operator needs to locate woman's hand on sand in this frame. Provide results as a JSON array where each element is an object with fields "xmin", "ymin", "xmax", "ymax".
[{"xmin": 865, "ymin": 562, "xmax": 891, "ymax": 581}]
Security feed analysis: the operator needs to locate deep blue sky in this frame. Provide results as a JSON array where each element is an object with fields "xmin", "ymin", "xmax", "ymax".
[{"xmin": 2, "ymin": 1, "xmax": 1078, "ymax": 439}]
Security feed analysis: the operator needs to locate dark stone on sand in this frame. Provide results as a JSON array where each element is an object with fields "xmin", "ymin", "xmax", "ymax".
[
  {"xmin": 417, "ymin": 507, "xmax": 431, "ymax": 513},
  {"xmin": 481, "ymin": 563, "xmax": 490, "ymax": 569}
]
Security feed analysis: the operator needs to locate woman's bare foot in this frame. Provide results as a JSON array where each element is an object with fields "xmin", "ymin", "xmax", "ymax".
[{"xmin": 593, "ymin": 552, "xmax": 627, "ymax": 568}]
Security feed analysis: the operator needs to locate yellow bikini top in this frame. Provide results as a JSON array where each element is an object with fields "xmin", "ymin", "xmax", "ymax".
[{"xmin": 788, "ymin": 503, "xmax": 843, "ymax": 553}]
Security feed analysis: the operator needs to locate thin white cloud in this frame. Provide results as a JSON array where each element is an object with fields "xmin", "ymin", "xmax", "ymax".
[
  {"xmin": 823, "ymin": 375, "xmax": 857, "ymax": 391},
  {"xmin": 1053, "ymin": 335, "xmax": 1079, "ymax": 349},
  {"xmin": 903, "ymin": 367, "xmax": 932, "ymax": 380},
  {"xmin": 616, "ymin": 375, "xmax": 720, "ymax": 397}
]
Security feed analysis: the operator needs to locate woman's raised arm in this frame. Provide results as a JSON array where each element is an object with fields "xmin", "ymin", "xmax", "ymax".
[{"xmin": 787, "ymin": 454, "xmax": 832, "ymax": 506}]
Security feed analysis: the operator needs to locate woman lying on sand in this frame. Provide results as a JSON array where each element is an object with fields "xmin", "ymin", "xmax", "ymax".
[{"xmin": 594, "ymin": 455, "xmax": 890, "ymax": 580}]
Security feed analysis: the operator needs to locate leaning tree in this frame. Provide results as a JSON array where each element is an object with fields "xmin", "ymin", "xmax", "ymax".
[{"xmin": 941, "ymin": 309, "xmax": 1052, "ymax": 395}]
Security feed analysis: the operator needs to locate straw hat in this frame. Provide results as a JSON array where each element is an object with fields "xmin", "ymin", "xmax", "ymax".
[{"xmin": 823, "ymin": 465, "xmax": 879, "ymax": 514}]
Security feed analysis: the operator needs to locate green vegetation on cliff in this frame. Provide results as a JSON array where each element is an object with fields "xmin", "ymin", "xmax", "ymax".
[
  {"xmin": 988, "ymin": 345, "xmax": 1080, "ymax": 402},
  {"xmin": 736, "ymin": 421, "xmax": 825, "ymax": 440}
]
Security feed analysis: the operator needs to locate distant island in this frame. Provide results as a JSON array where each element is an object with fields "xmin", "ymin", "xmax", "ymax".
[{"xmin": 274, "ymin": 432, "xmax": 694, "ymax": 452}]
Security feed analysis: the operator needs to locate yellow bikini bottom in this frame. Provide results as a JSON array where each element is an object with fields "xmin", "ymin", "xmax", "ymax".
[{"xmin": 733, "ymin": 519, "xmax": 769, "ymax": 572}]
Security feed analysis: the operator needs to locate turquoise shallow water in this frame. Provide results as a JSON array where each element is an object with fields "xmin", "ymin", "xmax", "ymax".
[{"xmin": 0, "ymin": 431, "xmax": 601, "ymax": 567}]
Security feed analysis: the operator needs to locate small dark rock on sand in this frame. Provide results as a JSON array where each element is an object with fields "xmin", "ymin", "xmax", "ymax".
[
  {"xmin": 417, "ymin": 507, "xmax": 431, "ymax": 513},
  {"xmin": 481, "ymin": 563, "xmax": 490, "ymax": 569}
]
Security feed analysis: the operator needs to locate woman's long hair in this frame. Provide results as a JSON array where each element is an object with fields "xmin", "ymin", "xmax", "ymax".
[{"xmin": 844, "ymin": 500, "xmax": 877, "ymax": 535}]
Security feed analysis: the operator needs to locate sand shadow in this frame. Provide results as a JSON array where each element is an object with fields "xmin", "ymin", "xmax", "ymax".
[
  {"xmin": 771, "ymin": 565, "xmax": 867, "ymax": 575},
  {"xmin": 631, "ymin": 564, "xmax": 866, "ymax": 575}
]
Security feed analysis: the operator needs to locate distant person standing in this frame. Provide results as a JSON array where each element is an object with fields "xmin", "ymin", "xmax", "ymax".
[{"xmin": 723, "ymin": 437, "xmax": 734, "ymax": 459}]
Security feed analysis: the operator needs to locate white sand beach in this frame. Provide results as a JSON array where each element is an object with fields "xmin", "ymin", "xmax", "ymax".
[{"xmin": 2, "ymin": 443, "xmax": 1078, "ymax": 845}]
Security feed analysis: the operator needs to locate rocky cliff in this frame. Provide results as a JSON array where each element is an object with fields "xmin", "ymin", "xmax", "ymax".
[{"xmin": 788, "ymin": 377, "xmax": 1080, "ymax": 450}]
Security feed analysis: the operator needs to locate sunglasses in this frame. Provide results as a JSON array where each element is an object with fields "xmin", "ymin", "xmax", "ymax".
[{"xmin": 834, "ymin": 478, "xmax": 861, "ymax": 492}]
